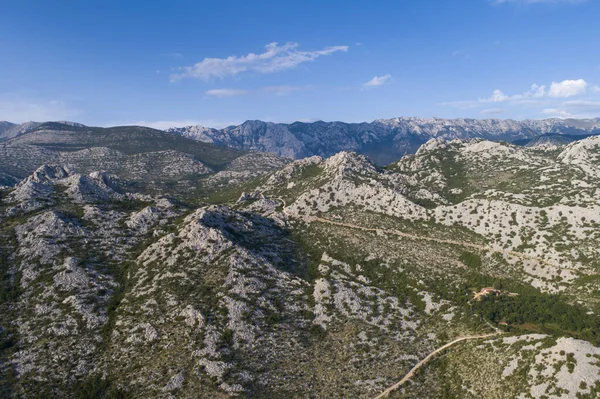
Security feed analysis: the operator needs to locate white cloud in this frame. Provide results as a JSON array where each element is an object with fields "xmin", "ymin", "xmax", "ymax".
[
  {"xmin": 481, "ymin": 108, "xmax": 504, "ymax": 115},
  {"xmin": 170, "ymin": 42, "xmax": 348, "ymax": 81},
  {"xmin": 540, "ymin": 108, "xmax": 572, "ymax": 118},
  {"xmin": 479, "ymin": 84, "xmax": 546, "ymax": 103},
  {"xmin": 444, "ymin": 79, "xmax": 593, "ymax": 110},
  {"xmin": 0, "ymin": 97, "xmax": 79, "ymax": 123},
  {"xmin": 261, "ymin": 85, "xmax": 310, "ymax": 95},
  {"xmin": 592, "ymin": 85, "xmax": 600, "ymax": 93},
  {"xmin": 205, "ymin": 89, "xmax": 249, "ymax": 98},
  {"xmin": 547, "ymin": 79, "xmax": 588, "ymax": 97},
  {"xmin": 363, "ymin": 74, "xmax": 392, "ymax": 88},
  {"xmin": 480, "ymin": 89, "xmax": 509, "ymax": 103}
]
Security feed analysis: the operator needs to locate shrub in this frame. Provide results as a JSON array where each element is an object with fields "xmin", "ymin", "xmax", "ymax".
[{"xmin": 459, "ymin": 251, "xmax": 482, "ymax": 269}]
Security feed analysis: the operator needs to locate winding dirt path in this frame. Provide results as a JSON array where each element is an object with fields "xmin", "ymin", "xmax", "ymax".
[
  {"xmin": 279, "ymin": 203, "xmax": 557, "ymax": 269},
  {"xmin": 371, "ymin": 332, "xmax": 502, "ymax": 399}
]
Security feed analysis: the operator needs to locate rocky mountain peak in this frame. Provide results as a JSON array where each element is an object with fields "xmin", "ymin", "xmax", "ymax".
[
  {"xmin": 323, "ymin": 151, "xmax": 377, "ymax": 178},
  {"xmin": 61, "ymin": 171, "xmax": 124, "ymax": 204},
  {"xmin": 415, "ymin": 137, "xmax": 450, "ymax": 155},
  {"xmin": 28, "ymin": 164, "xmax": 73, "ymax": 184}
]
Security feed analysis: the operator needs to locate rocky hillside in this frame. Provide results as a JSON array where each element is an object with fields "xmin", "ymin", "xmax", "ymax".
[
  {"xmin": 0, "ymin": 136, "xmax": 599, "ymax": 398},
  {"xmin": 6, "ymin": 123, "xmax": 242, "ymax": 169},
  {"xmin": 0, "ymin": 122, "xmax": 291, "ymax": 197},
  {"xmin": 167, "ymin": 117, "xmax": 600, "ymax": 164}
]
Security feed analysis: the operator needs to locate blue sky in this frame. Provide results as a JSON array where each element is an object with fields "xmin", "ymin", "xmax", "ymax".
[{"xmin": 1, "ymin": 0, "xmax": 599, "ymax": 128}]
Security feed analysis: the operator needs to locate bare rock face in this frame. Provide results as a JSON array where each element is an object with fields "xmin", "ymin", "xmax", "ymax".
[
  {"xmin": 4, "ymin": 165, "xmax": 127, "ymax": 214},
  {"xmin": 126, "ymin": 206, "xmax": 176, "ymax": 234},
  {"xmin": 22, "ymin": 164, "xmax": 73, "ymax": 184},
  {"xmin": 168, "ymin": 117, "xmax": 600, "ymax": 164},
  {"xmin": 61, "ymin": 171, "xmax": 124, "ymax": 204},
  {"xmin": 558, "ymin": 135, "xmax": 600, "ymax": 178},
  {"xmin": 170, "ymin": 120, "xmax": 310, "ymax": 159},
  {"xmin": 5, "ymin": 165, "xmax": 73, "ymax": 213}
]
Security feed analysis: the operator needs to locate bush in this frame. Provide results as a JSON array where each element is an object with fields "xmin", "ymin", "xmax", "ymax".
[
  {"xmin": 471, "ymin": 293, "xmax": 600, "ymax": 345},
  {"xmin": 71, "ymin": 374, "xmax": 131, "ymax": 399},
  {"xmin": 459, "ymin": 251, "xmax": 482, "ymax": 269}
]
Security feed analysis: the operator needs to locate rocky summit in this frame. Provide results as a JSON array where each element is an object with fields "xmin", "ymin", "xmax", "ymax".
[{"xmin": 0, "ymin": 123, "xmax": 600, "ymax": 399}]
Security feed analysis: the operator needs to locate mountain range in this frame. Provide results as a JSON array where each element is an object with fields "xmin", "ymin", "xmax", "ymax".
[
  {"xmin": 2, "ymin": 117, "xmax": 600, "ymax": 166},
  {"xmin": 167, "ymin": 117, "xmax": 600, "ymax": 164}
]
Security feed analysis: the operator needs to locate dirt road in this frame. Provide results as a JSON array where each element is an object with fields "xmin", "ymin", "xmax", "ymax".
[
  {"xmin": 285, "ymin": 209, "xmax": 558, "ymax": 269},
  {"xmin": 371, "ymin": 332, "xmax": 502, "ymax": 399}
]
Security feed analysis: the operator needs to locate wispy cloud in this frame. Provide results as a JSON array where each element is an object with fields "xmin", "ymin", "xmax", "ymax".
[
  {"xmin": 562, "ymin": 100, "xmax": 600, "ymax": 113},
  {"xmin": 170, "ymin": 42, "xmax": 348, "ymax": 81},
  {"xmin": 592, "ymin": 85, "xmax": 600, "ymax": 93},
  {"xmin": 481, "ymin": 108, "xmax": 504, "ymax": 115},
  {"xmin": 201, "ymin": 85, "xmax": 313, "ymax": 98},
  {"xmin": 205, "ymin": 89, "xmax": 249, "ymax": 98},
  {"xmin": 539, "ymin": 101, "xmax": 600, "ymax": 119},
  {"xmin": 0, "ymin": 96, "xmax": 79, "ymax": 123},
  {"xmin": 363, "ymin": 74, "xmax": 392, "ymax": 89},
  {"xmin": 540, "ymin": 108, "xmax": 572, "ymax": 118}
]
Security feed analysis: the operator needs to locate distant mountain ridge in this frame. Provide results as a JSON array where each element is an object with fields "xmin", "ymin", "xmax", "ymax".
[
  {"xmin": 167, "ymin": 117, "xmax": 600, "ymax": 164},
  {"xmin": 0, "ymin": 121, "xmax": 85, "ymax": 141},
  {"xmin": 2, "ymin": 117, "xmax": 600, "ymax": 165},
  {"xmin": 513, "ymin": 133, "xmax": 599, "ymax": 150}
]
